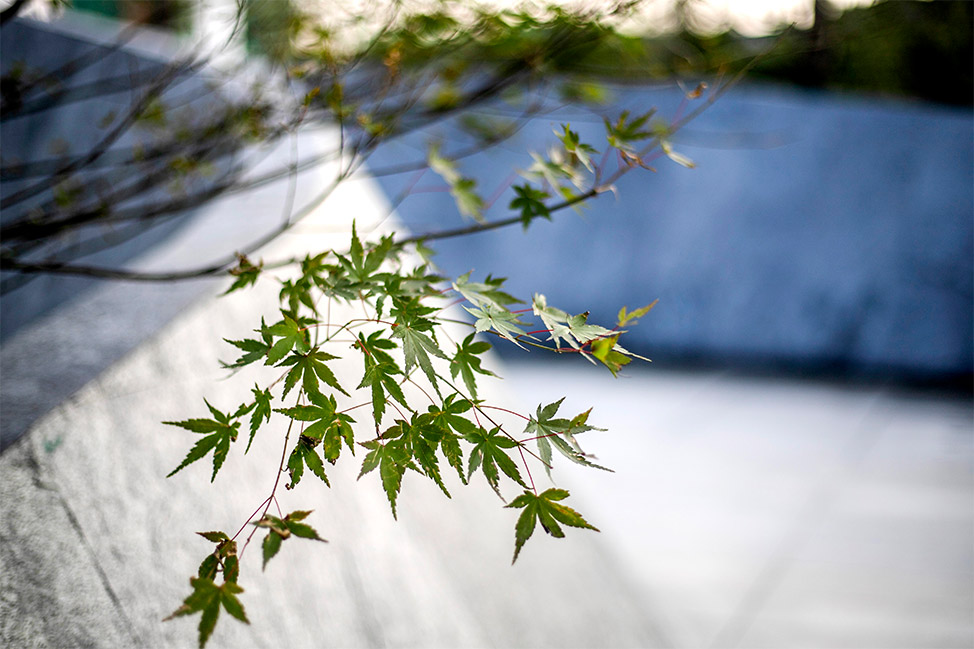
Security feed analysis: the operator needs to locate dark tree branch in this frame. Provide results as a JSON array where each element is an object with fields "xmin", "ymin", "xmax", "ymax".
[{"xmin": 1, "ymin": 57, "xmax": 198, "ymax": 210}]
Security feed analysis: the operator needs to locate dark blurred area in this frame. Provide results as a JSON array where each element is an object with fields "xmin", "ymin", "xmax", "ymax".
[
  {"xmin": 69, "ymin": 0, "xmax": 190, "ymax": 31},
  {"xmin": 670, "ymin": 0, "xmax": 974, "ymax": 106}
]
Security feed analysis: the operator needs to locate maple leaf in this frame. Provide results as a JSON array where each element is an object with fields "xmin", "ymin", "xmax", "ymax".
[
  {"xmin": 279, "ymin": 276, "xmax": 317, "ymax": 315},
  {"xmin": 428, "ymin": 143, "xmax": 460, "ymax": 184},
  {"xmin": 450, "ymin": 333, "xmax": 495, "ymax": 398},
  {"xmin": 506, "ymin": 488, "xmax": 599, "ymax": 564},
  {"xmin": 394, "ymin": 323, "xmax": 448, "ymax": 389},
  {"xmin": 421, "ymin": 395, "xmax": 477, "ymax": 483},
  {"xmin": 390, "ymin": 296, "xmax": 448, "ymax": 391},
  {"xmin": 261, "ymin": 315, "xmax": 311, "ymax": 365},
  {"xmin": 617, "ymin": 300, "xmax": 658, "ymax": 328},
  {"xmin": 464, "ymin": 426, "xmax": 526, "ymax": 496},
  {"xmin": 279, "ymin": 347, "xmax": 348, "ymax": 399},
  {"xmin": 591, "ymin": 334, "xmax": 631, "ymax": 376},
  {"xmin": 358, "ymin": 438, "xmax": 414, "ymax": 518},
  {"xmin": 165, "ymin": 400, "xmax": 240, "ymax": 482},
  {"xmin": 356, "ymin": 331, "xmax": 408, "ymax": 426},
  {"xmin": 525, "ymin": 398, "xmax": 610, "ymax": 478},
  {"xmin": 246, "ymin": 385, "xmax": 272, "ymax": 453},
  {"xmin": 400, "ymin": 414, "xmax": 453, "ymax": 497},
  {"xmin": 253, "ymin": 510, "xmax": 326, "ymax": 571},
  {"xmin": 452, "ymin": 272, "xmax": 521, "ymax": 309},
  {"xmin": 453, "ymin": 178, "xmax": 485, "ymax": 222},
  {"xmin": 333, "ymin": 223, "xmax": 396, "ymax": 294},
  {"xmin": 428, "ymin": 146, "xmax": 485, "ymax": 221},
  {"xmin": 277, "ymin": 391, "xmax": 355, "ymax": 464},
  {"xmin": 164, "ymin": 576, "xmax": 249, "ymax": 648},
  {"xmin": 221, "ymin": 254, "xmax": 262, "ymax": 296},
  {"xmin": 194, "ymin": 531, "xmax": 236, "ymax": 582},
  {"xmin": 221, "ymin": 318, "xmax": 272, "ymax": 369},
  {"xmin": 556, "ymin": 124, "xmax": 598, "ymax": 172},
  {"xmin": 532, "ymin": 294, "xmax": 614, "ymax": 355},
  {"xmin": 526, "ymin": 148, "xmax": 583, "ymax": 192},
  {"xmin": 509, "ymin": 183, "xmax": 551, "ymax": 230},
  {"xmin": 604, "ymin": 109, "xmax": 655, "ymax": 153},
  {"xmin": 221, "ymin": 338, "xmax": 268, "ymax": 369},
  {"xmin": 463, "ymin": 303, "xmax": 533, "ymax": 349},
  {"xmin": 285, "ymin": 434, "xmax": 330, "ymax": 488}
]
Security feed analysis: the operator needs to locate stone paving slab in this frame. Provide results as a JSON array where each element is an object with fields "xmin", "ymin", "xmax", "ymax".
[{"xmin": 504, "ymin": 361, "xmax": 974, "ymax": 648}]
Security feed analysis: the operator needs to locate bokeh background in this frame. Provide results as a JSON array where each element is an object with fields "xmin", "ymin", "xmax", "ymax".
[{"xmin": 1, "ymin": 1, "xmax": 972, "ymax": 647}]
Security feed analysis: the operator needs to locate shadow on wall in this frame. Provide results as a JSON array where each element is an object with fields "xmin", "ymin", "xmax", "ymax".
[{"xmin": 0, "ymin": 19, "xmax": 236, "ymax": 341}]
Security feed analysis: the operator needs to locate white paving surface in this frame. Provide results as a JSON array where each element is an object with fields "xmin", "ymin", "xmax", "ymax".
[{"xmin": 504, "ymin": 360, "xmax": 974, "ymax": 648}]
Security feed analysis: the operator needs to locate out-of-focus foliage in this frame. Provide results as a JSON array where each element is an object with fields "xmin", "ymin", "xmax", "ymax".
[
  {"xmin": 757, "ymin": 0, "xmax": 973, "ymax": 106},
  {"xmin": 71, "ymin": 0, "xmax": 191, "ymax": 32},
  {"xmin": 665, "ymin": 0, "xmax": 974, "ymax": 105}
]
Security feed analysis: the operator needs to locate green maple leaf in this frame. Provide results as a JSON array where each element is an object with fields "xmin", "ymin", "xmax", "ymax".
[
  {"xmin": 221, "ymin": 319, "xmax": 272, "ymax": 370},
  {"xmin": 509, "ymin": 183, "xmax": 550, "ymax": 230},
  {"xmin": 393, "ymin": 322, "xmax": 448, "ymax": 392},
  {"xmin": 400, "ymin": 415, "xmax": 452, "ymax": 497},
  {"xmin": 165, "ymin": 400, "xmax": 240, "ymax": 482},
  {"xmin": 358, "ymin": 438, "xmax": 414, "ymax": 518},
  {"xmin": 506, "ymin": 488, "xmax": 599, "ymax": 564},
  {"xmin": 194, "ymin": 532, "xmax": 237, "ymax": 583},
  {"xmin": 285, "ymin": 434, "xmax": 330, "ymax": 488},
  {"xmin": 591, "ymin": 334, "xmax": 631, "ymax": 376},
  {"xmin": 604, "ymin": 109, "xmax": 655, "ymax": 153},
  {"xmin": 421, "ymin": 395, "xmax": 477, "ymax": 483},
  {"xmin": 333, "ymin": 224, "xmax": 395, "ymax": 292},
  {"xmin": 356, "ymin": 331, "xmax": 408, "ymax": 426},
  {"xmin": 279, "ymin": 347, "xmax": 348, "ymax": 399},
  {"xmin": 452, "ymin": 272, "xmax": 521, "ymax": 310},
  {"xmin": 564, "ymin": 311, "xmax": 613, "ymax": 347},
  {"xmin": 463, "ymin": 303, "xmax": 532, "ymax": 349},
  {"xmin": 395, "ymin": 264, "xmax": 446, "ymax": 300},
  {"xmin": 526, "ymin": 149, "xmax": 583, "ymax": 192},
  {"xmin": 277, "ymin": 391, "xmax": 355, "ymax": 464},
  {"xmin": 221, "ymin": 337, "xmax": 268, "ymax": 369},
  {"xmin": 253, "ymin": 510, "xmax": 326, "ymax": 571},
  {"xmin": 310, "ymin": 259, "xmax": 358, "ymax": 302},
  {"xmin": 617, "ymin": 300, "xmax": 658, "ymax": 328},
  {"xmin": 428, "ymin": 145, "xmax": 485, "ymax": 220},
  {"xmin": 428, "ymin": 143, "xmax": 460, "ymax": 184},
  {"xmin": 531, "ymin": 294, "xmax": 572, "ymax": 349},
  {"xmin": 451, "ymin": 177, "xmax": 485, "ymax": 221},
  {"xmin": 262, "ymin": 315, "xmax": 310, "ymax": 365},
  {"xmin": 556, "ymin": 124, "xmax": 598, "ymax": 172},
  {"xmin": 279, "ymin": 276, "xmax": 317, "ymax": 315},
  {"xmin": 164, "ymin": 576, "xmax": 249, "ymax": 648},
  {"xmin": 246, "ymin": 385, "xmax": 272, "ymax": 453},
  {"xmin": 532, "ymin": 294, "xmax": 613, "ymax": 354},
  {"xmin": 464, "ymin": 426, "xmax": 526, "ymax": 496},
  {"xmin": 525, "ymin": 399, "xmax": 610, "ymax": 477},
  {"xmin": 450, "ymin": 334, "xmax": 495, "ymax": 398}
]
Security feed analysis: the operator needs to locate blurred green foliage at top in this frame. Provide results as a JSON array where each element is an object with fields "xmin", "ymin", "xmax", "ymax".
[
  {"xmin": 67, "ymin": 0, "xmax": 969, "ymax": 106},
  {"xmin": 71, "ymin": 0, "xmax": 191, "ymax": 32},
  {"xmin": 235, "ymin": 0, "xmax": 971, "ymax": 107}
]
